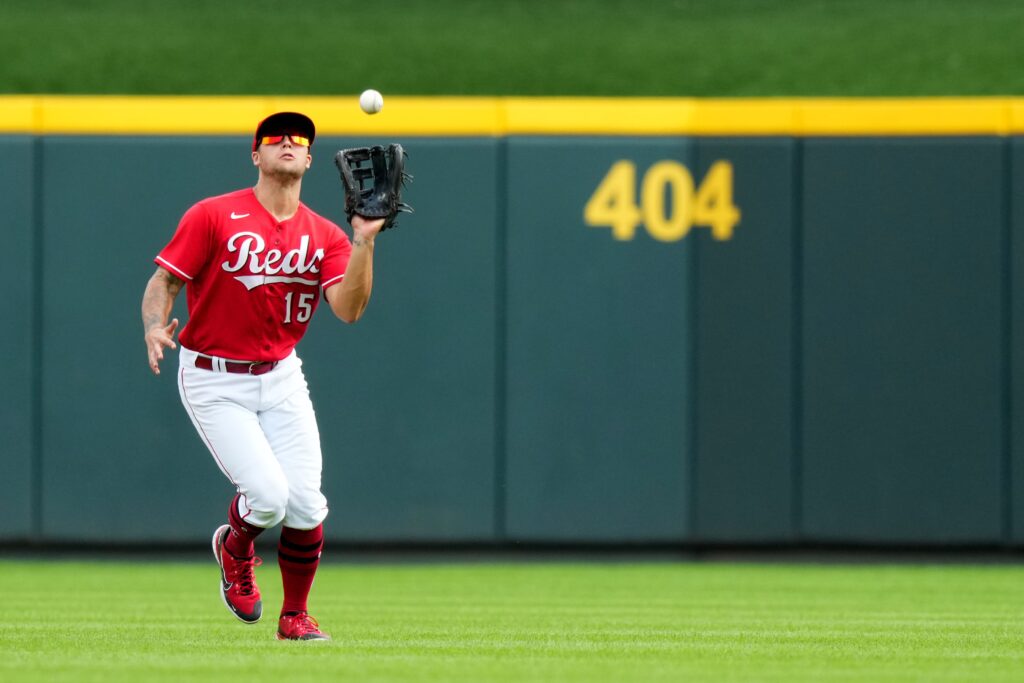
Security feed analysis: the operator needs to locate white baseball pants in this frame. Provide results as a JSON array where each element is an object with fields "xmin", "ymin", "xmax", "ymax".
[{"xmin": 177, "ymin": 346, "xmax": 329, "ymax": 530}]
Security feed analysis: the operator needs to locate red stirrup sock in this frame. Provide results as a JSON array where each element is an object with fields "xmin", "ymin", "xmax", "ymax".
[
  {"xmin": 225, "ymin": 493, "xmax": 265, "ymax": 557},
  {"xmin": 278, "ymin": 524, "xmax": 324, "ymax": 615}
]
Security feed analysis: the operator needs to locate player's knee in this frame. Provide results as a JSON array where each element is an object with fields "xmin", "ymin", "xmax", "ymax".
[
  {"xmin": 249, "ymin": 479, "xmax": 290, "ymax": 527},
  {"xmin": 283, "ymin": 492, "xmax": 328, "ymax": 529}
]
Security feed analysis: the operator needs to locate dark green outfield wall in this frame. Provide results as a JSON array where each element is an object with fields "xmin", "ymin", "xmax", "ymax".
[
  {"xmin": 2, "ymin": 133, "xmax": 1021, "ymax": 546},
  {"xmin": 0, "ymin": 137, "xmax": 35, "ymax": 538},
  {"xmin": 800, "ymin": 139, "xmax": 1006, "ymax": 543}
]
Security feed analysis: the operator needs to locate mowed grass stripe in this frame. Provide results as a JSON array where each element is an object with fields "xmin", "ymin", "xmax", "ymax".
[{"xmin": 0, "ymin": 561, "xmax": 1022, "ymax": 682}]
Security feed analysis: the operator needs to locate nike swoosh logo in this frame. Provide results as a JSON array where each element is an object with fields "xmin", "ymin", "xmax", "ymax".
[
  {"xmin": 218, "ymin": 559, "xmax": 233, "ymax": 589},
  {"xmin": 230, "ymin": 212, "xmax": 250, "ymax": 220}
]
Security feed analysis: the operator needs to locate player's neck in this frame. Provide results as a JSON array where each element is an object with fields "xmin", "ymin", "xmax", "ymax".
[{"xmin": 253, "ymin": 177, "xmax": 302, "ymax": 222}]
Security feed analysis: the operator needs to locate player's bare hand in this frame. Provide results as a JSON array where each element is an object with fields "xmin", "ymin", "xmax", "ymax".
[
  {"xmin": 145, "ymin": 318, "xmax": 179, "ymax": 375},
  {"xmin": 351, "ymin": 214, "xmax": 386, "ymax": 242}
]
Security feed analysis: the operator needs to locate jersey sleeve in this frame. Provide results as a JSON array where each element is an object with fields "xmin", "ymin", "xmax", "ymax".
[
  {"xmin": 155, "ymin": 202, "xmax": 213, "ymax": 281},
  {"xmin": 319, "ymin": 226, "xmax": 353, "ymax": 290}
]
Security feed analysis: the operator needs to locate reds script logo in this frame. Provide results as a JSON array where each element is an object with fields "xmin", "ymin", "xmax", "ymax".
[{"xmin": 221, "ymin": 231, "xmax": 323, "ymax": 290}]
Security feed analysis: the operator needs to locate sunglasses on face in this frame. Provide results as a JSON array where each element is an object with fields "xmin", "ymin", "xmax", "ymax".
[{"xmin": 259, "ymin": 133, "xmax": 311, "ymax": 147}]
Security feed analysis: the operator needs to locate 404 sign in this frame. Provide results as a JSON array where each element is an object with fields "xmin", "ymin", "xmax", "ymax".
[{"xmin": 583, "ymin": 160, "xmax": 740, "ymax": 241}]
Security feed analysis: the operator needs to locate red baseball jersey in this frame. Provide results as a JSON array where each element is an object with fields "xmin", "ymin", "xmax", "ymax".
[{"xmin": 156, "ymin": 188, "xmax": 352, "ymax": 361}]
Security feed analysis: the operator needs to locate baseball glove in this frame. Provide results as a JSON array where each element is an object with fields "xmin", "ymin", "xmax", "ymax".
[{"xmin": 334, "ymin": 144, "xmax": 413, "ymax": 231}]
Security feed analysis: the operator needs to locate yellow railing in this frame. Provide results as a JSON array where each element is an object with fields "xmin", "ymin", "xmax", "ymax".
[{"xmin": 3, "ymin": 95, "xmax": 1024, "ymax": 136}]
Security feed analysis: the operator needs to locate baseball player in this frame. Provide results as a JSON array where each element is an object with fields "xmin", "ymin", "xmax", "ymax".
[{"xmin": 141, "ymin": 112, "xmax": 385, "ymax": 641}]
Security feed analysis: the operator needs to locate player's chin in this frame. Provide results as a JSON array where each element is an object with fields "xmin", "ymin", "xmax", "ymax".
[{"xmin": 268, "ymin": 164, "xmax": 307, "ymax": 181}]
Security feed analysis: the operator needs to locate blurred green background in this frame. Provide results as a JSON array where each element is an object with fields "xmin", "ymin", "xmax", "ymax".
[{"xmin": 3, "ymin": 0, "xmax": 1024, "ymax": 96}]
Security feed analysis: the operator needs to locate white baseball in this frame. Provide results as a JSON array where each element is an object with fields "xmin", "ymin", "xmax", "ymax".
[{"xmin": 359, "ymin": 89, "xmax": 384, "ymax": 115}]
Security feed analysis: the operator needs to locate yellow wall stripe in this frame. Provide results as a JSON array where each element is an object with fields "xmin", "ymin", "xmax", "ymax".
[{"xmin": 2, "ymin": 95, "xmax": 1023, "ymax": 136}]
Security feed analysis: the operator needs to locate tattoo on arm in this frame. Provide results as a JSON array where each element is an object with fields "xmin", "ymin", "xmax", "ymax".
[
  {"xmin": 143, "ymin": 268, "xmax": 185, "ymax": 332},
  {"xmin": 158, "ymin": 269, "xmax": 185, "ymax": 296},
  {"xmin": 143, "ymin": 310, "xmax": 163, "ymax": 333}
]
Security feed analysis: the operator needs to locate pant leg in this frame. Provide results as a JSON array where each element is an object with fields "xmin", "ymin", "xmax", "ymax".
[
  {"xmin": 178, "ymin": 348, "xmax": 290, "ymax": 528},
  {"xmin": 257, "ymin": 355, "xmax": 329, "ymax": 530}
]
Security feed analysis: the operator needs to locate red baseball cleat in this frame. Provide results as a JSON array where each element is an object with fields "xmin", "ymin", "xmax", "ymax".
[
  {"xmin": 211, "ymin": 524, "xmax": 263, "ymax": 624},
  {"xmin": 276, "ymin": 612, "xmax": 331, "ymax": 641}
]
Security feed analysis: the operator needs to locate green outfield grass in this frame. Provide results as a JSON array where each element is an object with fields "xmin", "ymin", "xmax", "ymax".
[
  {"xmin": 2, "ymin": 0, "xmax": 1024, "ymax": 96},
  {"xmin": 0, "ymin": 559, "xmax": 1022, "ymax": 682}
]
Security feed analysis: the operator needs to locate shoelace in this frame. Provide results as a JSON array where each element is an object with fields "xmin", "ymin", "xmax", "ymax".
[
  {"xmin": 228, "ymin": 555, "xmax": 262, "ymax": 596},
  {"xmin": 286, "ymin": 612, "xmax": 321, "ymax": 635}
]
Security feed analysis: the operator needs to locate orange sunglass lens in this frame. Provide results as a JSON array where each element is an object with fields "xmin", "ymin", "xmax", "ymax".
[{"xmin": 259, "ymin": 134, "xmax": 311, "ymax": 146}]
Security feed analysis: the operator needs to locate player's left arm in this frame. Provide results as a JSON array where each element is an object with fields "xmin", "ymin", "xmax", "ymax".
[{"xmin": 325, "ymin": 215, "xmax": 386, "ymax": 323}]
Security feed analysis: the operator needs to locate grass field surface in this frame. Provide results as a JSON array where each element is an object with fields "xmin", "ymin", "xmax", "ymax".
[
  {"xmin": 3, "ymin": 0, "xmax": 1024, "ymax": 96},
  {"xmin": 1, "ymin": 559, "xmax": 1022, "ymax": 682}
]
